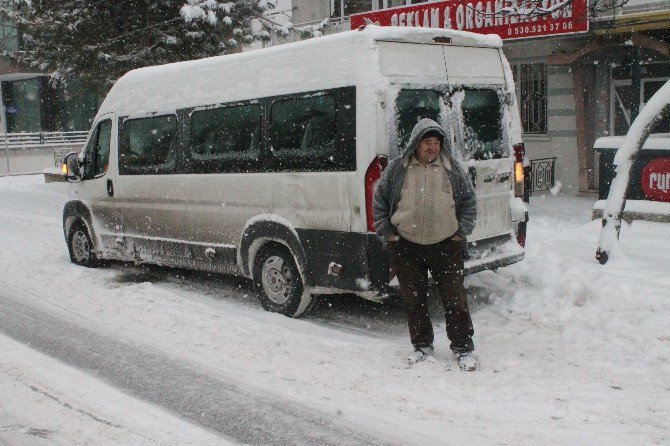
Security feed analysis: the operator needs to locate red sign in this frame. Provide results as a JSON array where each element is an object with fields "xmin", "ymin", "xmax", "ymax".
[
  {"xmin": 642, "ymin": 158, "xmax": 670, "ymax": 202},
  {"xmin": 350, "ymin": 0, "xmax": 588, "ymax": 40}
]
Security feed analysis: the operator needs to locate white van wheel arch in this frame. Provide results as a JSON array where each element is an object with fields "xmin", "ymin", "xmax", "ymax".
[{"xmin": 251, "ymin": 242, "xmax": 314, "ymax": 318}]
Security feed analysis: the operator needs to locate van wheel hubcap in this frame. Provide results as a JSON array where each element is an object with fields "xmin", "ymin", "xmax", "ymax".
[
  {"xmin": 261, "ymin": 256, "xmax": 293, "ymax": 305},
  {"xmin": 72, "ymin": 230, "xmax": 90, "ymax": 262}
]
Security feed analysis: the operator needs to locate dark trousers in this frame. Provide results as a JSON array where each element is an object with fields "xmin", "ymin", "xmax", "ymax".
[{"xmin": 390, "ymin": 236, "xmax": 474, "ymax": 353}]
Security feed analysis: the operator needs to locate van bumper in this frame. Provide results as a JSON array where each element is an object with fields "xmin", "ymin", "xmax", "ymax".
[
  {"xmin": 377, "ymin": 233, "xmax": 525, "ymax": 294},
  {"xmin": 464, "ymin": 249, "xmax": 525, "ymax": 275},
  {"xmin": 296, "ymin": 229, "xmax": 390, "ymax": 296},
  {"xmin": 297, "ymin": 230, "xmax": 524, "ymax": 298},
  {"xmin": 463, "ymin": 232, "xmax": 525, "ymax": 275}
]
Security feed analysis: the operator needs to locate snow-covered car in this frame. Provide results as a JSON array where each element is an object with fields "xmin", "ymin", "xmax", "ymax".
[{"xmin": 62, "ymin": 25, "xmax": 527, "ymax": 317}]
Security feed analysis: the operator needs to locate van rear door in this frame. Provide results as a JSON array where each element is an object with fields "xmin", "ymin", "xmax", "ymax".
[
  {"xmin": 450, "ymin": 88, "xmax": 513, "ymax": 241},
  {"xmin": 441, "ymin": 47, "xmax": 513, "ymax": 240},
  {"xmin": 393, "ymin": 87, "xmax": 513, "ymax": 242}
]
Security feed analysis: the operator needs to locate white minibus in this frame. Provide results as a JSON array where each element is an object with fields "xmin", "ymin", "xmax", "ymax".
[{"xmin": 63, "ymin": 25, "xmax": 527, "ymax": 317}]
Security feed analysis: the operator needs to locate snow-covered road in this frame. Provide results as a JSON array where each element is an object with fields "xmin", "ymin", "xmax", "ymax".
[
  {"xmin": 1, "ymin": 175, "xmax": 669, "ymax": 445},
  {"xmin": 0, "ymin": 288, "xmax": 392, "ymax": 445}
]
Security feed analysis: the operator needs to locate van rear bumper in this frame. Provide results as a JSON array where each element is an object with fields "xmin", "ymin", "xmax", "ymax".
[
  {"xmin": 463, "ymin": 232, "xmax": 525, "ymax": 275},
  {"xmin": 373, "ymin": 233, "xmax": 525, "ymax": 295},
  {"xmin": 297, "ymin": 230, "xmax": 524, "ymax": 298},
  {"xmin": 296, "ymin": 229, "xmax": 390, "ymax": 295},
  {"xmin": 464, "ymin": 249, "xmax": 525, "ymax": 275}
]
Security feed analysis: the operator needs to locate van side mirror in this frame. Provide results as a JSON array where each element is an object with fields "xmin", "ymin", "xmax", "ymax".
[{"xmin": 63, "ymin": 152, "xmax": 81, "ymax": 180}]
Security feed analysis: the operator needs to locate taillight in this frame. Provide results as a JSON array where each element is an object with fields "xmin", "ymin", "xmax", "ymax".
[
  {"xmin": 516, "ymin": 219, "xmax": 527, "ymax": 247},
  {"xmin": 513, "ymin": 143, "xmax": 529, "ymax": 247},
  {"xmin": 513, "ymin": 143, "xmax": 526, "ymax": 201},
  {"xmin": 365, "ymin": 155, "xmax": 387, "ymax": 232}
]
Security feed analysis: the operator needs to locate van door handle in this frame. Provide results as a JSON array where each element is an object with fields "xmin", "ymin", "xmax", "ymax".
[{"xmin": 107, "ymin": 179, "xmax": 114, "ymax": 197}]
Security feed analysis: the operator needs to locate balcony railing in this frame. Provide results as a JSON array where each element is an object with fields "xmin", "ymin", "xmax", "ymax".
[
  {"xmin": 0, "ymin": 131, "xmax": 89, "ymax": 150},
  {"xmin": 530, "ymin": 157, "xmax": 556, "ymax": 193}
]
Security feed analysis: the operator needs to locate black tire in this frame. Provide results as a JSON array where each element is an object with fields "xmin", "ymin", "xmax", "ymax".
[
  {"xmin": 252, "ymin": 243, "xmax": 314, "ymax": 317},
  {"xmin": 67, "ymin": 221, "xmax": 99, "ymax": 267}
]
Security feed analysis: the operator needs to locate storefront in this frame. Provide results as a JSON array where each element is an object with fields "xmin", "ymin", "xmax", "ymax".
[
  {"xmin": 0, "ymin": 75, "xmax": 101, "ymax": 133},
  {"xmin": 0, "ymin": 18, "xmax": 101, "ymax": 134}
]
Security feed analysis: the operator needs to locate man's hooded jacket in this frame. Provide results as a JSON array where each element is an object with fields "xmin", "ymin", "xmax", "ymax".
[{"xmin": 373, "ymin": 118, "xmax": 477, "ymax": 239}]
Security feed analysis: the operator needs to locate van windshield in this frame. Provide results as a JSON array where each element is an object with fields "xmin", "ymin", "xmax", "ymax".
[{"xmin": 395, "ymin": 88, "xmax": 504, "ymax": 161}]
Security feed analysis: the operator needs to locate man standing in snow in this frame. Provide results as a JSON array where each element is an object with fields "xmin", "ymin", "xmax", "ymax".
[{"xmin": 373, "ymin": 118, "xmax": 478, "ymax": 371}]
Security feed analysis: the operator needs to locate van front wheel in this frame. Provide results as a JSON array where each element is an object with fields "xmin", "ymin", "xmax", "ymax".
[
  {"xmin": 67, "ymin": 222, "xmax": 98, "ymax": 268},
  {"xmin": 252, "ymin": 244, "xmax": 313, "ymax": 317}
]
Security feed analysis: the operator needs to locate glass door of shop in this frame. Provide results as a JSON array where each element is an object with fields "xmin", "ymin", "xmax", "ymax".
[{"xmin": 610, "ymin": 75, "xmax": 670, "ymax": 135}]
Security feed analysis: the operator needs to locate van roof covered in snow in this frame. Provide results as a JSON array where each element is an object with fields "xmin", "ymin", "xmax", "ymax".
[{"xmin": 96, "ymin": 25, "xmax": 503, "ymax": 119}]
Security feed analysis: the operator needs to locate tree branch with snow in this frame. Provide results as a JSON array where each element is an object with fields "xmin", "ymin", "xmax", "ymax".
[
  {"xmin": 596, "ymin": 79, "xmax": 670, "ymax": 264},
  {"xmin": 467, "ymin": 0, "xmax": 631, "ymax": 20},
  {"xmin": 0, "ymin": 0, "xmax": 278, "ymax": 89}
]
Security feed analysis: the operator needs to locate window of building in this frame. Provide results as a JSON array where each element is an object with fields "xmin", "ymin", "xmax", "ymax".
[
  {"xmin": 0, "ymin": 14, "xmax": 22, "ymax": 52},
  {"xmin": 82, "ymin": 119, "xmax": 112, "ymax": 179},
  {"xmin": 1, "ymin": 77, "xmax": 43, "ymax": 133},
  {"xmin": 513, "ymin": 63, "xmax": 547, "ymax": 135},
  {"xmin": 119, "ymin": 115, "xmax": 177, "ymax": 174},
  {"xmin": 642, "ymin": 79, "xmax": 670, "ymax": 133},
  {"xmin": 332, "ymin": 0, "xmax": 419, "ymax": 15},
  {"xmin": 610, "ymin": 62, "xmax": 670, "ymax": 135},
  {"xmin": 331, "ymin": 0, "xmax": 371, "ymax": 16},
  {"xmin": 1, "ymin": 77, "xmax": 100, "ymax": 133},
  {"xmin": 190, "ymin": 103, "xmax": 261, "ymax": 160}
]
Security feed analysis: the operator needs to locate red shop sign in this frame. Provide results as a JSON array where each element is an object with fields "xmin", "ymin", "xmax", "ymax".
[
  {"xmin": 641, "ymin": 158, "xmax": 670, "ymax": 202},
  {"xmin": 350, "ymin": 0, "xmax": 589, "ymax": 40}
]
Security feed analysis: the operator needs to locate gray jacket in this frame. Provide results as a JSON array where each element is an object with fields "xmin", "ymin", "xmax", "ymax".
[{"xmin": 373, "ymin": 118, "xmax": 477, "ymax": 239}]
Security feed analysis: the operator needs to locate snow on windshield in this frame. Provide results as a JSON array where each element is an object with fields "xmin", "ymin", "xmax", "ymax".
[{"xmin": 392, "ymin": 87, "xmax": 506, "ymax": 161}]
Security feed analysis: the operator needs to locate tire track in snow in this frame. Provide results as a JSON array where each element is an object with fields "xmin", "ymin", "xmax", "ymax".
[{"xmin": 0, "ymin": 289, "xmax": 396, "ymax": 446}]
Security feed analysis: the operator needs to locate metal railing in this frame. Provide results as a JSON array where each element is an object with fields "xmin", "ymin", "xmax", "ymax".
[
  {"xmin": 1, "ymin": 130, "xmax": 89, "ymax": 175},
  {"xmin": 0, "ymin": 130, "xmax": 89, "ymax": 149},
  {"xmin": 530, "ymin": 157, "xmax": 556, "ymax": 192}
]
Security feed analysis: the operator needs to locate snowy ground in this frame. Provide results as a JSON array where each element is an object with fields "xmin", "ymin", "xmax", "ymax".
[{"xmin": 0, "ymin": 175, "xmax": 669, "ymax": 445}]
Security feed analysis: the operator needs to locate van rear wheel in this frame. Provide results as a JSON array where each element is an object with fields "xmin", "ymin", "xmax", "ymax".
[
  {"xmin": 252, "ymin": 244, "xmax": 313, "ymax": 317},
  {"xmin": 67, "ymin": 222, "xmax": 99, "ymax": 268}
]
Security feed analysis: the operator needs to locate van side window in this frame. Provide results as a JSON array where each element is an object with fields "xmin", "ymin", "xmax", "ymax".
[
  {"xmin": 119, "ymin": 115, "xmax": 177, "ymax": 173},
  {"xmin": 190, "ymin": 103, "xmax": 260, "ymax": 160},
  {"xmin": 269, "ymin": 94, "xmax": 337, "ymax": 158},
  {"xmin": 82, "ymin": 119, "xmax": 112, "ymax": 179}
]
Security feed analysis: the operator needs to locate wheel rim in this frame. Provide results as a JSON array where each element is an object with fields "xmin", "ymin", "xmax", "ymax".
[
  {"xmin": 71, "ymin": 230, "xmax": 90, "ymax": 263},
  {"xmin": 261, "ymin": 255, "xmax": 294, "ymax": 305}
]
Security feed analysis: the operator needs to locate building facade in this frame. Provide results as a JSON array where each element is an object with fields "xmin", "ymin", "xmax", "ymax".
[
  {"xmin": 0, "ymin": 21, "xmax": 101, "ymax": 135},
  {"xmin": 290, "ymin": 0, "xmax": 670, "ymax": 195},
  {"xmin": 0, "ymin": 17, "xmax": 100, "ymax": 175}
]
